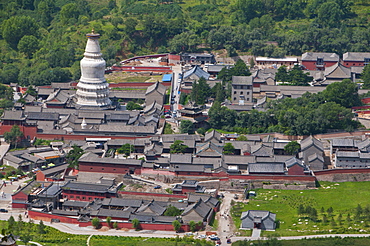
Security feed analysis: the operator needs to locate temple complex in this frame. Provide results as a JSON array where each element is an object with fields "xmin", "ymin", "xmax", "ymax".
[{"xmin": 75, "ymin": 30, "xmax": 112, "ymax": 109}]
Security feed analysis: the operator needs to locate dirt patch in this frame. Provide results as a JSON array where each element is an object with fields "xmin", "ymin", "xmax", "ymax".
[
  {"xmin": 99, "ymin": 226, "xmax": 110, "ymax": 231},
  {"xmin": 121, "ymin": 227, "xmax": 130, "ymax": 231}
]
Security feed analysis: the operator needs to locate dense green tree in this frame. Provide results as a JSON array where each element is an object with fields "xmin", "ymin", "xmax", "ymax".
[
  {"xmin": 223, "ymin": 143, "xmax": 235, "ymax": 155},
  {"xmin": 189, "ymin": 221, "xmax": 196, "ymax": 232},
  {"xmin": 361, "ymin": 65, "xmax": 370, "ymax": 89},
  {"xmin": 0, "ymin": 84, "xmax": 14, "ymax": 101},
  {"xmin": 1, "ymin": 64, "xmax": 19, "ymax": 84},
  {"xmin": 191, "ymin": 77, "xmax": 211, "ymax": 105},
  {"xmin": 276, "ymin": 66, "xmax": 289, "ymax": 82},
  {"xmin": 4, "ymin": 125, "xmax": 24, "ymax": 149},
  {"xmin": 132, "ymin": 218, "xmax": 140, "ymax": 230},
  {"xmin": 117, "ymin": 144, "xmax": 134, "ymax": 156},
  {"xmin": 218, "ymin": 59, "xmax": 251, "ymax": 83},
  {"xmin": 126, "ymin": 101, "xmax": 143, "ymax": 110},
  {"xmin": 180, "ymin": 120, "xmax": 194, "ymax": 134},
  {"xmin": 164, "ymin": 205, "xmax": 182, "ymax": 216},
  {"xmin": 17, "ymin": 35, "xmax": 39, "ymax": 58},
  {"xmin": 323, "ymin": 79, "xmax": 361, "ymax": 108},
  {"xmin": 91, "ymin": 217, "xmax": 100, "ymax": 229},
  {"xmin": 38, "ymin": 221, "xmax": 46, "ymax": 234},
  {"xmin": 170, "ymin": 140, "xmax": 188, "ymax": 154},
  {"xmin": 66, "ymin": 145, "xmax": 84, "ymax": 169},
  {"xmin": 106, "ymin": 217, "xmax": 112, "ymax": 227},
  {"xmin": 2, "ymin": 16, "xmax": 39, "ymax": 49},
  {"xmin": 172, "ymin": 220, "xmax": 181, "ymax": 232},
  {"xmin": 284, "ymin": 141, "xmax": 300, "ymax": 155}
]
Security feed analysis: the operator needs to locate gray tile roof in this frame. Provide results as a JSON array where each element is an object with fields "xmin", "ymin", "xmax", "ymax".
[
  {"xmin": 248, "ymin": 163, "xmax": 285, "ymax": 174},
  {"xmin": 171, "ymin": 164, "xmax": 205, "ymax": 172},
  {"xmin": 336, "ymin": 151, "xmax": 359, "ymax": 158},
  {"xmin": 343, "ymin": 52, "xmax": 370, "ymax": 61},
  {"xmin": 61, "ymin": 181, "xmax": 116, "ymax": 194},
  {"xmin": 2, "ymin": 110, "xmax": 25, "ymax": 120},
  {"xmin": 94, "ymin": 208, "xmax": 131, "ymax": 218},
  {"xmin": 145, "ymin": 82, "xmax": 166, "ymax": 96},
  {"xmin": 182, "ymin": 199, "xmax": 212, "ymax": 218},
  {"xmin": 27, "ymin": 112, "xmax": 59, "ymax": 121},
  {"xmin": 102, "ymin": 198, "xmax": 143, "ymax": 208},
  {"xmin": 63, "ymin": 200, "xmax": 90, "ymax": 208},
  {"xmin": 356, "ymin": 138, "xmax": 370, "ymax": 151},
  {"xmin": 79, "ymin": 152, "xmax": 142, "ymax": 166},
  {"xmin": 223, "ymin": 155, "xmax": 256, "ymax": 165},
  {"xmin": 300, "ymin": 136, "xmax": 324, "ymax": 152},
  {"xmin": 302, "ymin": 52, "xmax": 340, "ymax": 62},
  {"xmin": 170, "ymin": 153, "xmax": 192, "ymax": 164},
  {"xmin": 136, "ymin": 201, "xmax": 166, "ymax": 215},
  {"xmin": 232, "ymin": 76, "xmax": 253, "ymax": 85},
  {"xmin": 183, "ymin": 65, "xmax": 210, "ymax": 80},
  {"xmin": 129, "ymin": 214, "xmax": 153, "ymax": 222},
  {"xmin": 285, "ymin": 157, "xmax": 304, "ymax": 168},
  {"xmin": 250, "ymin": 144, "xmax": 274, "ymax": 157},
  {"xmin": 331, "ymin": 138, "xmax": 355, "ymax": 147},
  {"xmin": 307, "ymin": 153, "xmax": 324, "ymax": 163},
  {"xmin": 324, "ymin": 63, "xmax": 351, "ymax": 79},
  {"xmin": 204, "ymin": 130, "xmax": 222, "ymax": 143},
  {"xmin": 98, "ymin": 124, "xmax": 156, "ymax": 135}
]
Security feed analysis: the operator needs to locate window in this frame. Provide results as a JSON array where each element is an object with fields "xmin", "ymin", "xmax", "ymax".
[
  {"xmin": 240, "ymin": 91, "xmax": 243, "ymax": 95},
  {"xmin": 365, "ymin": 58, "xmax": 370, "ymax": 65},
  {"xmin": 234, "ymin": 97, "xmax": 236, "ymax": 101},
  {"xmin": 82, "ymin": 197, "xmax": 86, "ymax": 200},
  {"xmin": 247, "ymin": 98, "xmax": 250, "ymax": 101},
  {"xmin": 70, "ymin": 196, "xmax": 74, "ymax": 198},
  {"xmin": 88, "ymin": 197, "xmax": 92, "ymax": 200},
  {"xmin": 76, "ymin": 196, "xmax": 80, "ymax": 199},
  {"xmin": 317, "ymin": 58, "xmax": 324, "ymax": 65},
  {"xmin": 90, "ymin": 168, "xmax": 93, "ymax": 170},
  {"xmin": 247, "ymin": 92, "xmax": 249, "ymax": 95},
  {"xmin": 102, "ymin": 168, "xmax": 104, "ymax": 171},
  {"xmin": 234, "ymin": 91, "xmax": 236, "ymax": 94}
]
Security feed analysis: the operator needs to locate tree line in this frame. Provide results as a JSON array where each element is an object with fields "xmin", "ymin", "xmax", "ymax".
[
  {"xmin": 1, "ymin": 0, "xmax": 370, "ymax": 88},
  {"xmin": 207, "ymin": 79, "xmax": 361, "ymax": 136}
]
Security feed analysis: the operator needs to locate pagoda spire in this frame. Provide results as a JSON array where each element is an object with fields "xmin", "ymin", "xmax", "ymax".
[{"xmin": 75, "ymin": 31, "xmax": 111, "ymax": 109}]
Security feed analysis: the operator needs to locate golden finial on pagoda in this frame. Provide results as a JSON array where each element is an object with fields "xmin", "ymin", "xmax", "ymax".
[{"xmin": 91, "ymin": 28, "xmax": 95, "ymax": 34}]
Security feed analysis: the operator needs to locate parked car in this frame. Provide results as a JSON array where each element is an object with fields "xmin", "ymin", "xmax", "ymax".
[
  {"xmin": 154, "ymin": 185, "xmax": 162, "ymax": 189},
  {"xmin": 0, "ymin": 209, "xmax": 8, "ymax": 213},
  {"xmin": 216, "ymin": 239, "xmax": 221, "ymax": 244},
  {"xmin": 227, "ymin": 238, "xmax": 232, "ymax": 244},
  {"xmin": 234, "ymin": 194, "xmax": 239, "ymax": 199}
]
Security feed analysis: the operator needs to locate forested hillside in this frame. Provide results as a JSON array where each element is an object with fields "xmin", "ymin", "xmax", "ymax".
[{"xmin": 0, "ymin": 0, "xmax": 370, "ymax": 87}]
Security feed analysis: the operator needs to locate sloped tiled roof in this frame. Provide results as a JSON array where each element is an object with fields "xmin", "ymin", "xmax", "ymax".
[
  {"xmin": 145, "ymin": 82, "xmax": 166, "ymax": 96},
  {"xmin": 302, "ymin": 52, "xmax": 340, "ymax": 62},
  {"xmin": 307, "ymin": 153, "xmax": 324, "ymax": 163},
  {"xmin": 343, "ymin": 52, "xmax": 370, "ymax": 61},
  {"xmin": 300, "ymin": 136, "xmax": 324, "ymax": 152},
  {"xmin": 324, "ymin": 63, "xmax": 351, "ymax": 79},
  {"xmin": 232, "ymin": 76, "xmax": 253, "ymax": 85},
  {"xmin": 248, "ymin": 163, "xmax": 285, "ymax": 174},
  {"xmin": 183, "ymin": 65, "xmax": 210, "ymax": 80}
]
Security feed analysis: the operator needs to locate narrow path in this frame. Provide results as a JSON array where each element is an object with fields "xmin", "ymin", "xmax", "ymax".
[{"xmin": 87, "ymin": 234, "xmax": 93, "ymax": 246}]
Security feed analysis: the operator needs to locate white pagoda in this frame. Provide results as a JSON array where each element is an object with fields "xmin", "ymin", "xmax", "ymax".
[{"xmin": 75, "ymin": 30, "xmax": 111, "ymax": 109}]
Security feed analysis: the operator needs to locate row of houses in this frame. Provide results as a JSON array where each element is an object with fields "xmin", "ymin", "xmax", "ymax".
[{"xmin": 13, "ymin": 177, "xmax": 219, "ymax": 230}]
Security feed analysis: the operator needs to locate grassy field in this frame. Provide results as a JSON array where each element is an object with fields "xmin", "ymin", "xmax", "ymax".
[
  {"xmin": 231, "ymin": 181, "xmax": 370, "ymax": 237},
  {"xmin": 234, "ymin": 236, "xmax": 370, "ymax": 246},
  {"xmin": 0, "ymin": 220, "xmax": 213, "ymax": 246}
]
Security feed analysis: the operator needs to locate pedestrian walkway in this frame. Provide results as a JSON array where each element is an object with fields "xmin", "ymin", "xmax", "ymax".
[{"xmin": 251, "ymin": 229, "xmax": 261, "ymax": 239}]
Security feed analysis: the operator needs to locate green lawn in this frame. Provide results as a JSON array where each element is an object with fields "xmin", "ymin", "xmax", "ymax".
[
  {"xmin": 233, "ymin": 237, "xmax": 370, "ymax": 246},
  {"xmin": 0, "ymin": 220, "xmax": 213, "ymax": 246},
  {"xmin": 231, "ymin": 181, "xmax": 370, "ymax": 236}
]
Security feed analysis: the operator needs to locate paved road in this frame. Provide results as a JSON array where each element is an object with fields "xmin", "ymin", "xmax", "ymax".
[{"xmin": 217, "ymin": 192, "xmax": 234, "ymax": 244}]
